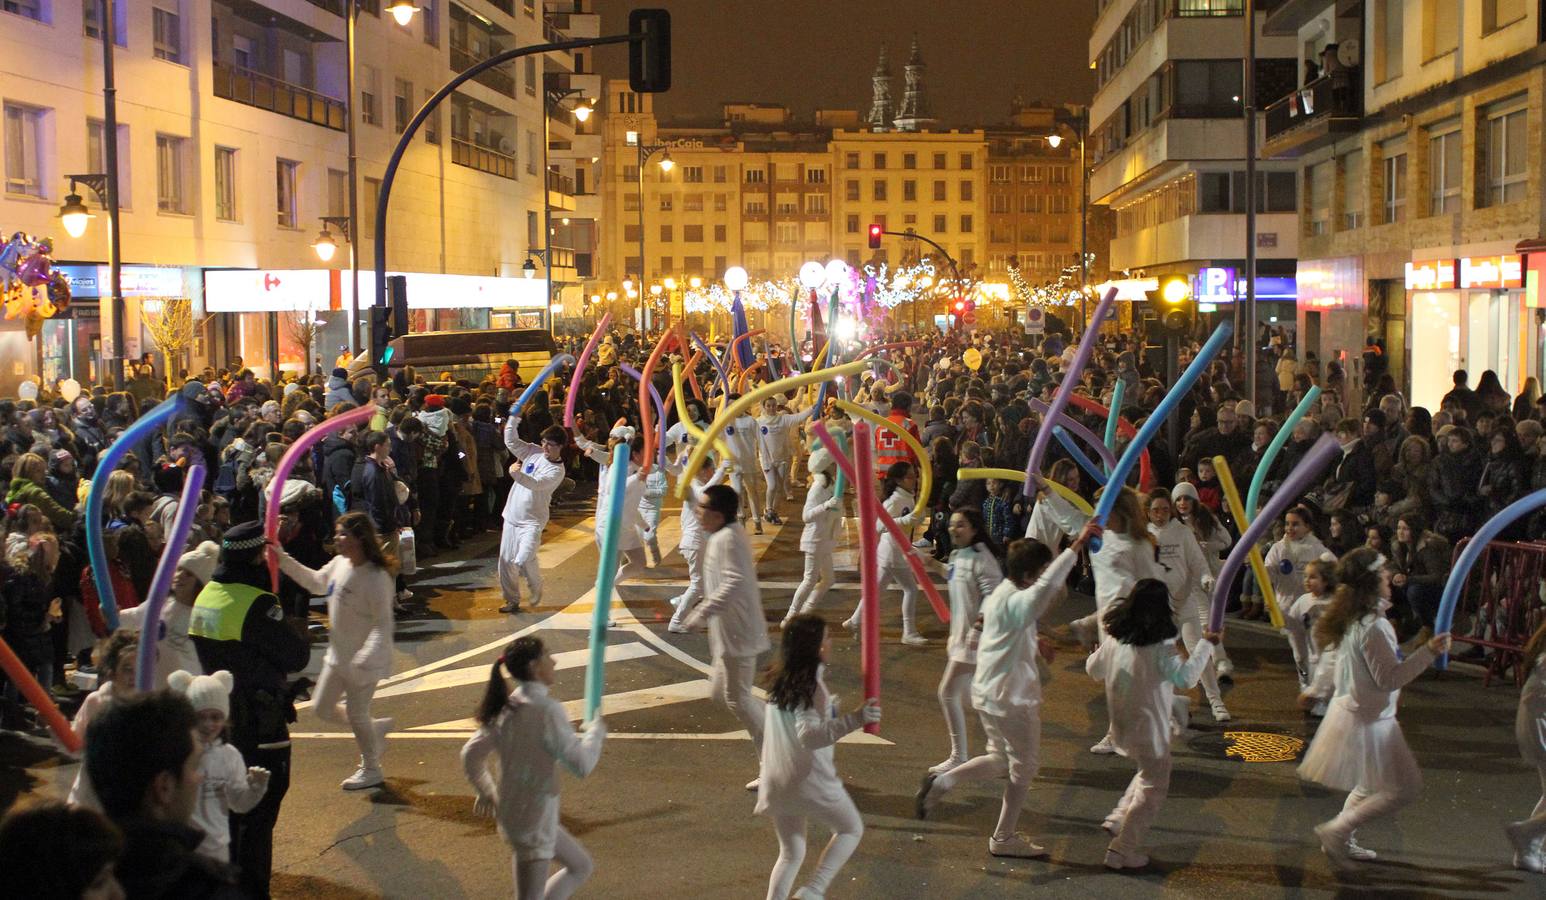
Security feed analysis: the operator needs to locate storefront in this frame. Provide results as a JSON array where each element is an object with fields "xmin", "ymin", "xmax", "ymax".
[
  {"xmin": 47, "ymin": 264, "xmax": 196, "ymax": 387},
  {"xmin": 1405, "ymin": 250, "xmax": 1529, "ymax": 412},
  {"xmin": 202, "ymin": 269, "xmax": 547, "ymax": 379},
  {"xmin": 1295, "ymin": 256, "xmax": 1368, "ymax": 397}
]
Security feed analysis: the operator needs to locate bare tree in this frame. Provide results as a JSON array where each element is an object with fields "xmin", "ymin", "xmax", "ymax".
[
  {"xmin": 140, "ymin": 297, "xmax": 195, "ymax": 388},
  {"xmin": 284, "ymin": 309, "xmax": 322, "ymax": 377}
]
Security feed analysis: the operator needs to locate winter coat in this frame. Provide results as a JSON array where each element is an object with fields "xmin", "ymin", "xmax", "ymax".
[
  {"xmin": 5, "ymin": 476, "xmax": 75, "ymax": 530},
  {"xmin": 1429, "ymin": 446, "xmax": 1486, "ymax": 539}
]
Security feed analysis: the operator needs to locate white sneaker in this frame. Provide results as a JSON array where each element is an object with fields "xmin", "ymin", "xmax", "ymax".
[
  {"xmin": 1216, "ymin": 658, "xmax": 1234, "ymax": 679},
  {"xmin": 928, "ymin": 756, "xmax": 965, "ymax": 775},
  {"xmin": 1314, "ymin": 822, "xmax": 1352, "ymax": 869},
  {"xmin": 1210, "ymin": 700, "xmax": 1231, "ymax": 722},
  {"xmin": 901, "ymin": 632, "xmax": 929, "ymax": 646},
  {"xmin": 1070, "ymin": 617, "xmax": 1096, "ymax": 650},
  {"xmin": 667, "ymin": 620, "xmax": 689, "ymax": 634},
  {"xmin": 1101, "ymin": 815, "xmax": 1124, "ymax": 835},
  {"xmin": 1104, "ymin": 848, "xmax": 1149, "ymax": 869},
  {"xmin": 667, "ymin": 594, "xmax": 685, "ymax": 610},
  {"xmin": 745, "ymin": 777, "xmax": 760, "ymax": 792},
  {"xmin": 394, "ymin": 589, "xmax": 413, "ymax": 603},
  {"xmin": 1345, "ymin": 835, "xmax": 1377, "ymax": 862},
  {"xmin": 988, "ymin": 834, "xmax": 1048, "ymax": 859},
  {"xmin": 1309, "ymin": 699, "xmax": 1328, "ymax": 718},
  {"xmin": 1090, "ymin": 735, "xmax": 1118, "ymax": 755},
  {"xmin": 1505, "ymin": 822, "xmax": 1545, "ymax": 872},
  {"xmin": 341, "ymin": 766, "xmax": 384, "ymax": 791},
  {"xmin": 841, "ymin": 617, "xmax": 859, "ymax": 635},
  {"xmin": 791, "ymin": 888, "xmax": 824, "ymax": 900}
]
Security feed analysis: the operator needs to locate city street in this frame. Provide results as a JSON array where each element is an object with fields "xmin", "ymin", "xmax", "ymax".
[{"xmin": 9, "ymin": 488, "xmax": 1538, "ymax": 898}]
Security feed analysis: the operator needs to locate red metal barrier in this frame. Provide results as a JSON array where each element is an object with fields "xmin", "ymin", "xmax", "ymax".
[{"xmin": 1447, "ymin": 539, "xmax": 1546, "ymax": 687}]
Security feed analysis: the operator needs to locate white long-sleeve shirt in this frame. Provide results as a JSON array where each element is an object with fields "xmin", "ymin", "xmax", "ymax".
[
  {"xmin": 755, "ymin": 668, "xmax": 862, "ymax": 817},
  {"xmin": 946, "ymin": 544, "xmax": 1002, "ymax": 664},
  {"xmin": 1305, "ymin": 614, "xmax": 1435, "ymax": 722},
  {"xmin": 1090, "ymin": 530, "xmax": 1163, "ymax": 611},
  {"xmin": 972, "ymin": 548, "xmax": 1079, "ymax": 717},
  {"xmin": 461, "ymin": 682, "xmax": 605, "ymax": 861},
  {"xmin": 191, "ymin": 740, "xmax": 267, "ymax": 862},
  {"xmin": 278, "ymin": 552, "xmax": 395, "ymax": 676},
  {"xmin": 1148, "ymin": 519, "xmax": 1211, "ymax": 613},
  {"xmin": 1518, "ymin": 653, "xmax": 1546, "ymax": 765},
  {"xmin": 666, "ymin": 458, "xmax": 727, "ymax": 552},
  {"xmin": 1025, "ymin": 491, "xmax": 1084, "ymax": 549},
  {"xmin": 578, "ymin": 437, "xmax": 646, "ymax": 551},
  {"xmin": 502, "ymin": 417, "xmax": 566, "ymax": 528},
  {"xmin": 117, "ymin": 599, "xmax": 202, "ymax": 688},
  {"xmin": 755, "ymin": 412, "xmax": 807, "ymax": 465},
  {"xmin": 684, "ymin": 523, "xmax": 771, "ymax": 659},
  {"xmin": 799, "ymin": 473, "xmax": 843, "ymax": 552},
  {"xmin": 875, "ymin": 487, "xmax": 917, "ymax": 570},
  {"xmin": 1087, "ymin": 635, "xmax": 1214, "ymax": 760},
  {"xmin": 1263, "ymin": 534, "xmax": 1335, "ymax": 606}
]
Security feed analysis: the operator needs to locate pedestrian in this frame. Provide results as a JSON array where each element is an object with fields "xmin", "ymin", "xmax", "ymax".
[
  {"xmin": 916, "ymin": 528, "xmax": 1092, "ymax": 859},
  {"xmin": 117, "ymin": 541, "xmax": 218, "ymax": 687},
  {"xmin": 575, "ymin": 423, "xmax": 648, "ymax": 600},
  {"xmin": 67, "ymin": 630, "xmax": 140, "ymax": 809},
  {"xmin": 1, "ymin": 533, "xmax": 62, "ymax": 730},
  {"xmin": 682, "ymin": 483, "xmax": 771, "ymax": 790},
  {"xmin": 756, "ymin": 613, "xmax": 880, "ymax": 900},
  {"xmin": 781, "ymin": 447, "xmax": 842, "ymax": 627},
  {"xmin": 1297, "ymin": 546, "xmax": 1451, "ymax": 869},
  {"xmin": 928, "ymin": 507, "xmax": 1003, "ymax": 775},
  {"xmin": 1282, "ymin": 558, "xmax": 1336, "ymax": 706},
  {"xmin": 496, "ymin": 415, "xmax": 568, "ymax": 614},
  {"xmin": 276, "ymin": 511, "xmax": 396, "ymax": 791},
  {"xmin": 843, "ymin": 461, "xmax": 926, "ymax": 646},
  {"xmin": 1144, "ymin": 489, "xmax": 1228, "ymax": 723},
  {"xmin": 1263, "ymin": 505, "xmax": 1336, "ymax": 630},
  {"xmin": 1087, "ymin": 578, "xmax": 1220, "ymax": 869},
  {"xmin": 1507, "ymin": 618, "xmax": 1546, "ymax": 873},
  {"xmin": 666, "ymin": 455, "xmax": 728, "ymax": 633},
  {"xmin": 462, "ymin": 637, "xmax": 605, "ymax": 900},
  {"xmin": 723, "ymin": 395, "xmax": 767, "ymax": 535},
  {"xmin": 167, "ymin": 669, "xmax": 271, "ymax": 865}
]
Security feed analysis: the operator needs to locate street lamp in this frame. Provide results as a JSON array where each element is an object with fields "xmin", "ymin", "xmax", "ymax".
[
  {"xmin": 386, "ymin": 0, "xmax": 419, "ymax": 26},
  {"xmin": 1042, "ymin": 109, "xmax": 1089, "ymax": 330},
  {"xmin": 57, "ymin": 178, "xmax": 101, "ymax": 239},
  {"xmin": 542, "ymin": 86, "xmax": 591, "ymax": 335},
  {"xmin": 522, "ymin": 257, "xmax": 538, "ymax": 279},
  {"xmin": 631, "ymin": 134, "xmax": 676, "ymax": 330},
  {"xmin": 311, "ymin": 216, "xmax": 351, "ymax": 264}
]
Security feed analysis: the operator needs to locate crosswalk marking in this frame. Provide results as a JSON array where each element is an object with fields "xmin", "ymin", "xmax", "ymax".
[
  {"xmin": 363, "ymin": 643, "xmax": 655, "ymax": 703},
  {"xmin": 290, "ymin": 729, "xmax": 891, "ymax": 744}
]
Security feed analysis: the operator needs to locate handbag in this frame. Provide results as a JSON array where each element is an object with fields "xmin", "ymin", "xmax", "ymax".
[{"xmin": 398, "ymin": 527, "xmax": 417, "ymax": 576}]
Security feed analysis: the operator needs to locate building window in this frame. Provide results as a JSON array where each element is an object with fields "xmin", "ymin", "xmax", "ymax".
[
  {"xmin": 523, "ymin": 56, "xmax": 537, "ymax": 96},
  {"xmin": 360, "ymin": 65, "xmax": 381, "ymax": 126},
  {"xmin": 682, "ymin": 165, "xmax": 703, "ymax": 183},
  {"xmin": 1307, "ymin": 160, "xmax": 1331, "ymax": 235},
  {"xmin": 394, "ymin": 78, "xmax": 413, "ymax": 133},
  {"xmin": 872, "ymin": 179, "xmax": 887, "ymax": 201},
  {"xmin": 84, "ymin": 0, "xmax": 127, "ymax": 43},
  {"xmin": 872, "ymin": 152, "xmax": 886, "ymax": 169},
  {"xmin": 4, "ymin": 103, "xmax": 45, "ymax": 197},
  {"xmin": 846, "ymin": 214, "xmax": 859, "ymax": 233},
  {"xmin": 623, "ymin": 223, "xmax": 640, "ymax": 242},
  {"xmin": 214, "ymin": 146, "xmax": 238, "ymax": 222},
  {"xmin": 903, "ymin": 179, "xmax": 916, "ymax": 201},
  {"xmin": 1428, "ymin": 125, "xmax": 1460, "ymax": 214},
  {"xmin": 845, "ymin": 151, "xmax": 859, "ymax": 169},
  {"xmin": 659, "ymin": 224, "xmax": 672, "ymax": 242},
  {"xmin": 805, "ymin": 194, "xmax": 827, "ymax": 214},
  {"xmin": 86, "ymin": 118, "xmax": 130, "ymax": 208},
  {"xmin": 933, "ymin": 152, "xmax": 946, "ymax": 169},
  {"xmin": 156, "ymin": 134, "xmax": 192, "ymax": 214},
  {"xmin": 1340, "ymin": 149, "xmax": 1363, "ymax": 230},
  {"xmin": 1020, "ymin": 194, "xmax": 1042, "ymax": 213},
  {"xmin": 1049, "ymin": 195, "xmax": 1070, "ymax": 213},
  {"xmin": 659, "ymin": 194, "xmax": 672, "ymax": 211},
  {"xmin": 325, "ymin": 168, "xmax": 348, "ymax": 217},
  {"xmin": 713, "ymin": 165, "xmax": 727, "ymax": 182},
  {"xmin": 745, "ymin": 199, "xmax": 765, "ymax": 215},
  {"xmin": 424, "ymin": 89, "xmax": 440, "ymax": 143},
  {"xmin": 746, "ymin": 168, "xmax": 766, "ymax": 183},
  {"xmin": 152, "ymin": 1, "xmax": 182, "ymax": 63},
  {"xmin": 1483, "ymin": 0, "xmax": 1526, "ymax": 33},
  {"xmin": 659, "ymin": 256, "xmax": 672, "ymax": 273},
  {"xmin": 527, "ymin": 130, "xmax": 537, "ymax": 175},
  {"xmin": 933, "ymin": 180, "xmax": 946, "ymax": 201},
  {"xmin": 713, "ymin": 224, "xmax": 726, "ymax": 241},
  {"xmin": 776, "ymin": 222, "xmax": 799, "ymax": 243},
  {"xmin": 683, "ymin": 193, "xmax": 704, "ymax": 211},
  {"xmin": 990, "ymin": 165, "xmax": 1010, "ymax": 183},
  {"xmin": 4, "ymin": 0, "xmax": 46, "ymax": 23},
  {"xmin": 1375, "ymin": 0, "xmax": 1403, "ymax": 82},
  {"xmin": 933, "ymin": 214, "xmax": 947, "ymax": 233},
  {"xmin": 903, "ymin": 152, "xmax": 916, "ymax": 169},
  {"xmin": 960, "ymin": 214, "xmax": 973, "ymax": 233},
  {"xmin": 421, "ymin": 0, "xmax": 437, "ymax": 46},
  {"xmin": 959, "ymin": 152, "xmax": 973, "ymax": 170},
  {"xmin": 274, "ymin": 158, "xmax": 298, "ymax": 227},
  {"xmin": 845, "ymin": 179, "xmax": 859, "ymax": 201},
  {"xmin": 1382, "ymin": 147, "xmax": 1406, "ymax": 223},
  {"xmin": 1484, "ymin": 101, "xmax": 1526, "ymax": 207},
  {"xmin": 714, "ymin": 194, "xmax": 727, "ymax": 211},
  {"xmin": 805, "ymin": 167, "xmax": 826, "ymax": 183},
  {"xmin": 1422, "ymin": 0, "xmax": 1458, "ymax": 59},
  {"xmin": 683, "ymin": 256, "xmax": 703, "ymax": 274},
  {"xmin": 990, "ymin": 194, "xmax": 1010, "ymax": 214},
  {"xmin": 960, "ymin": 179, "xmax": 973, "ymax": 201}
]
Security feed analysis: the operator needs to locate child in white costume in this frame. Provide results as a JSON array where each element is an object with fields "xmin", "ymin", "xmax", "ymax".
[
  {"xmin": 1297, "ymin": 548, "xmax": 1449, "ymax": 870},
  {"xmin": 1087, "ymin": 579, "xmax": 1218, "ymax": 869},
  {"xmin": 723, "ymin": 397, "xmax": 767, "ymax": 535},
  {"xmin": 168, "ymin": 669, "xmax": 271, "ymax": 864},
  {"xmin": 462, "ymin": 637, "xmax": 606, "ymax": 900},
  {"xmin": 68, "ymin": 631, "xmax": 141, "ymax": 809},
  {"xmin": 1171, "ymin": 484, "xmax": 1236, "ymax": 680},
  {"xmin": 1083, "ymin": 488, "xmax": 1163, "ymax": 755},
  {"xmin": 1023, "ymin": 460, "xmax": 1085, "ymax": 551},
  {"xmin": 1284, "ymin": 558, "xmax": 1336, "ymax": 695},
  {"xmin": 1144, "ymin": 489, "xmax": 1228, "ymax": 722},
  {"xmin": 756, "ymin": 397, "xmax": 809, "ymax": 524},
  {"xmin": 756, "ymin": 614, "xmax": 880, "ymax": 900},
  {"xmin": 1263, "ymin": 504, "xmax": 1335, "ymax": 635},
  {"xmin": 576, "ymin": 424, "xmax": 649, "ymax": 598},
  {"xmin": 916, "ymin": 528, "xmax": 1095, "ymax": 861},
  {"xmin": 843, "ymin": 461, "xmax": 925, "ymax": 646},
  {"xmin": 665, "ymin": 456, "xmax": 728, "ymax": 633},
  {"xmin": 1507, "ymin": 620, "xmax": 1546, "ymax": 873},
  {"xmin": 782, "ymin": 447, "xmax": 843, "ymax": 627},
  {"xmin": 928, "ymin": 507, "xmax": 1003, "ymax": 775}
]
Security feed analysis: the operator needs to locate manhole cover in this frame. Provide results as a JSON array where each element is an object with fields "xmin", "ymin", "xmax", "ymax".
[{"xmin": 1189, "ymin": 730, "xmax": 1306, "ymax": 763}]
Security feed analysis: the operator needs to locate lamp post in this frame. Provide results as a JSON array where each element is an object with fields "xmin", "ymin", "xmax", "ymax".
[
  {"xmin": 540, "ymin": 87, "xmax": 592, "ymax": 334},
  {"xmin": 630, "ymin": 132, "xmax": 673, "ymax": 331},
  {"xmin": 311, "ymin": 216, "xmax": 352, "ymax": 263},
  {"xmin": 1045, "ymin": 106, "xmax": 1090, "ymax": 332}
]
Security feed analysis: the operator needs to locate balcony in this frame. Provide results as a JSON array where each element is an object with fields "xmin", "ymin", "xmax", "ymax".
[
  {"xmin": 450, "ymin": 43, "xmax": 516, "ymax": 97},
  {"xmin": 1262, "ymin": 69, "xmax": 1362, "ymax": 159},
  {"xmin": 547, "ymin": 169, "xmax": 576, "ymax": 211},
  {"xmin": 451, "ymin": 136, "xmax": 517, "ymax": 179},
  {"xmin": 212, "ymin": 61, "xmax": 345, "ymax": 130}
]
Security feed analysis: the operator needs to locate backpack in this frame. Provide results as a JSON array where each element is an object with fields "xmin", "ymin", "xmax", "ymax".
[{"xmin": 214, "ymin": 454, "xmax": 240, "ymax": 496}]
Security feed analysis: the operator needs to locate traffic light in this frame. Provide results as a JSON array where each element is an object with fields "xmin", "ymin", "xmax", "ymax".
[
  {"xmin": 1147, "ymin": 276, "xmax": 1193, "ymax": 335},
  {"xmin": 628, "ymin": 9, "xmax": 671, "ymax": 93},
  {"xmin": 369, "ymin": 307, "xmax": 393, "ymax": 366},
  {"xmin": 867, "ymin": 223, "xmax": 883, "ymax": 250},
  {"xmin": 388, "ymin": 274, "xmax": 409, "ymax": 338}
]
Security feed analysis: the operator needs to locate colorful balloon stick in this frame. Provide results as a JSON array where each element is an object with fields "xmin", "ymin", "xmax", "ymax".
[
  {"xmin": 564, "ymin": 314, "xmax": 612, "ymax": 429},
  {"xmin": 1245, "ymin": 386, "xmax": 1322, "ymax": 520},
  {"xmin": 584, "ymin": 445, "xmax": 631, "ymax": 721},
  {"xmin": 512, "ymin": 354, "xmax": 577, "ymax": 415},
  {"xmin": 136, "ymin": 457, "xmax": 207, "ymax": 691},
  {"xmin": 850, "ymin": 423, "xmax": 882, "ymax": 734},
  {"xmin": 834, "ymin": 398, "xmax": 931, "ymax": 520},
  {"xmin": 1022, "ymin": 286, "xmax": 1117, "ymax": 495},
  {"xmin": 265, "ymin": 404, "xmax": 376, "ymax": 591},
  {"xmin": 1212, "ymin": 456, "xmax": 1283, "ymax": 629},
  {"xmin": 957, "ymin": 467, "xmax": 1093, "ymax": 515}
]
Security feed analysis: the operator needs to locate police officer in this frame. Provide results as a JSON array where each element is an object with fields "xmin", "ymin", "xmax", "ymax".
[{"xmin": 189, "ymin": 521, "xmax": 310, "ymax": 899}]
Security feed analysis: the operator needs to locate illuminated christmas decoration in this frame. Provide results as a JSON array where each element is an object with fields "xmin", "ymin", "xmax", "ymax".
[{"xmin": 863, "ymin": 260, "xmax": 936, "ymax": 308}]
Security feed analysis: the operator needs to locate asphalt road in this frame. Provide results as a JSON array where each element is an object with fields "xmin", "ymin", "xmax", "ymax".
[{"xmin": 8, "ymin": 486, "xmax": 1544, "ymax": 899}]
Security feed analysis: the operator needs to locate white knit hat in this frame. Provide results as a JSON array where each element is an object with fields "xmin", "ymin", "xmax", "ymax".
[
  {"xmin": 1171, "ymin": 482, "xmax": 1200, "ymax": 503},
  {"xmin": 177, "ymin": 541, "xmax": 220, "ymax": 586},
  {"xmin": 168, "ymin": 669, "xmax": 234, "ymax": 717},
  {"xmin": 808, "ymin": 446, "xmax": 835, "ymax": 475}
]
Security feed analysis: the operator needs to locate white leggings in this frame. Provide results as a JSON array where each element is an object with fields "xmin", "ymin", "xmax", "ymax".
[
  {"xmin": 935, "ymin": 707, "xmax": 1038, "ymax": 839},
  {"xmin": 671, "ymin": 545, "xmax": 703, "ymax": 624},
  {"xmin": 1282, "ymin": 614, "xmax": 1316, "ymax": 682},
  {"xmin": 731, "ymin": 468, "xmax": 765, "ymax": 525},
  {"xmin": 763, "ymin": 461, "xmax": 790, "ymax": 515},
  {"xmin": 849, "ymin": 564, "xmax": 920, "ymax": 636},
  {"xmin": 1512, "ymin": 763, "xmax": 1546, "ymax": 847},
  {"xmin": 1322, "ymin": 781, "xmax": 1422, "ymax": 841},
  {"xmin": 936, "ymin": 661, "xmax": 975, "ymax": 763},
  {"xmin": 513, "ymin": 826, "xmax": 592, "ymax": 900},
  {"xmin": 313, "ymin": 662, "xmax": 384, "ymax": 770},
  {"xmin": 767, "ymin": 794, "xmax": 864, "ymax": 900},
  {"xmin": 787, "ymin": 551, "xmax": 836, "ymax": 618},
  {"xmin": 1178, "ymin": 604, "xmax": 1224, "ymax": 706},
  {"xmin": 1108, "ymin": 754, "xmax": 1173, "ymax": 855},
  {"xmin": 712, "ymin": 654, "xmax": 765, "ymax": 755}
]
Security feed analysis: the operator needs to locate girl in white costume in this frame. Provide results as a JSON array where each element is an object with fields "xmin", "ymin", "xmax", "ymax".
[
  {"xmin": 756, "ymin": 396, "xmax": 809, "ymax": 525},
  {"xmin": 928, "ymin": 507, "xmax": 1003, "ymax": 774},
  {"xmin": 1082, "ymin": 488, "xmax": 1163, "ymax": 755},
  {"xmin": 1297, "ymin": 547, "xmax": 1450, "ymax": 870},
  {"xmin": 1507, "ymin": 620, "xmax": 1546, "ymax": 873},
  {"xmin": 843, "ymin": 461, "xmax": 926, "ymax": 646},
  {"xmin": 782, "ymin": 447, "xmax": 843, "ymax": 627},
  {"xmin": 277, "ymin": 510, "xmax": 397, "ymax": 790},
  {"xmin": 463, "ymin": 637, "xmax": 606, "ymax": 900},
  {"xmin": 1283, "ymin": 558, "xmax": 1336, "ymax": 697},
  {"xmin": 1171, "ymin": 484, "xmax": 1235, "ymax": 679},
  {"xmin": 723, "ymin": 394, "xmax": 767, "ymax": 535},
  {"xmin": 1087, "ymin": 578, "xmax": 1219, "ymax": 869},
  {"xmin": 575, "ymin": 423, "xmax": 648, "ymax": 596},
  {"xmin": 916, "ymin": 527, "xmax": 1097, "ymax": 860},
  {"xmin": 1264, "ymin": 505, "xmax": 1336, "ymax": 682},
  {"xmin": 1145, "ymin": 488, "xmax": 1228, "ymax": 722},
  {"xmin": 756, "ymin": 614, "xmax": 881, "ymax": 900},
  {"xmin": 665, "ymin": 455, "xmax": 729, "ymax": 633},
  {"xmin": 1024, "ymin": 460, "xmax": 1086, "ymax": 550}
]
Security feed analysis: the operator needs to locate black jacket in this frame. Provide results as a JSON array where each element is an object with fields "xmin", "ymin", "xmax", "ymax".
[
  {"xmin": 1326, "ymin": 440, "xmax": 1378, "ymax": 508},
  {"xmin": 191, "ymin": 574, "xmax": 310, "ymax": 751},
  {"xmin": 350, "ymin": 457, "xmax": 400, "ymax": 533},
  {"xmin": 113, "ymin": 817, "xmax": 247, "ymax": 900}
]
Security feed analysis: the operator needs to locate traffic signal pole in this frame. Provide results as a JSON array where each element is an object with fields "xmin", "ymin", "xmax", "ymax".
[{"xmin": 873, "ymin": 227, "xmax": 961, "ymax": 331}]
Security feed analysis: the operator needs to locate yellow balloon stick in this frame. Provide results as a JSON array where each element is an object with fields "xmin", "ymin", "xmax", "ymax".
[
  {"xmin": 956, "ymin": 467, "xmax": 1094, "ymax": 516},
  {"xmin": 835, "ymin": 398, "xmax": 930, "ymax": 520},
  {"xmin": 1213, "ymin": 455, "xmax": 1285, "ymax": 629},
  {"xmin": 670, "ymin": 362, "xmax": 733, "ymax": 462},
  {"xmin": 676, "ymin": 357, "xmax": 884, "ymax": 498}
]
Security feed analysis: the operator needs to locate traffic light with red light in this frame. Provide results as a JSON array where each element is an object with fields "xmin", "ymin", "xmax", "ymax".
[{"xmin": 868, "ymin": 223, "xmax": 883, "ymax": 250}]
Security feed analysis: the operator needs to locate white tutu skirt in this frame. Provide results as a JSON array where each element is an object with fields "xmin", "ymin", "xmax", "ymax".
[{"xmin": 1298, "ymin": 701, "xmax": 1422, "ymax": 794}]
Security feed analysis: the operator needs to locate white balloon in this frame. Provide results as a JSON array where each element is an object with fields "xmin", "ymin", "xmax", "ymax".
[{"xmin": 58, "ymin": 378, "xmax": 81, "ymax": 403}]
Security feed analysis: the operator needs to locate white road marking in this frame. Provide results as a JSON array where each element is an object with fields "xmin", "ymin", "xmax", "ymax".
[
  {"xmin": 365, "ymin": 643, "xmax": 655, "ymax": 702},
  {"xmin": 292, "ymin": 729, "xmax": 893, "ymax": 744},
  {"xmin": 407, "ymin": 678, "xmax": 713, "ymax": 731}
]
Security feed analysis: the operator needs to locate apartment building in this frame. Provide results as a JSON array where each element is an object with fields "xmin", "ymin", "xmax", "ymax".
[
  {"xmin": 1263, "ymin": 0, "xmax": 1546, "ymax": 410},
  {"xmin": 0, "ymin": 0, "xmax": 586, "ymax": 390},
  {"xmin": 984, "ymin": 102, "xmax": 1088, "ymax": 285}
]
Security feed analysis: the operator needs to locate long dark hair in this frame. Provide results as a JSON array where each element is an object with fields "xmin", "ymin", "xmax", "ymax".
[
  {"xmin": 1313, "ymin": 547, "xmax": 1385, "ymax": 650},
  {"xmin": 881, "ymin": 461, "xmax": 914, "ymax": 502},
  {"xmin": 766, "ymin": 614, "xmax": 825, "ymax": 712},
  {"xmin": 334, "ymin": 510, "xmax": 394, "ymax": 571},
  {"xmin": 1103, "ymin": 578, "xmax": 1178, "ymax": 646},
  {"xmin": 949, "ymin": 505, "xmax": 1002, "ymax": 559},
  {"xmin": 475, "ymin": 637, "xmax": 546, "ymax": 725}
]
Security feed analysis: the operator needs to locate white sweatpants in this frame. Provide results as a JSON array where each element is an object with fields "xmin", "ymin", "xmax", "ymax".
[
  {"xmin": 513, "ymin": 825, "xmax": 592, "ymax": 900},
  {"xmin": 1178, "ymin": 603, "xmax": 1225, "ymax": 707},
  {"xmin": 1282, "ymin": 614, "xmax": 1315, "ymax": 683},
  {"xmin": 498, "ymin": 522, "xmax": 544, "ymax": 608},
  {"xmin": 787, "ymin": 551, "xmax": 835, "ymax": 618},
  {"xmin": 767, "ymin": 793, "xmax": 864, "ymax": 900},
  {"xmin": 313, "ymin": 662, "xmax": 386, "ymax": 770},
  {"xmin": 934, "ymin": 706, "xmax": 1039, "ymax": 839},
  {"xmin": 1511, "ymin": 763, "xmax": 1546, "ymax": 847},
  {"xmin": 713, "ymin": 653, "xmax": 765, "ymax": 755},
  {"xmin": 670, "ymin": 545, "xmax": 704, "ymax": 627},
  {"xmin": 850, "ymin": 563, "xmax": 920, "ymax": 637},
  {"xmin": 731, "ymin": 467, "xmax": 765, "ymax": 526},
  {"xmin": 763, "ymin": 460, "xmax": 790, "ymax": 516},
  {"xmin": 1107, "ymin": 754, "xmax": 1173, "ymax": 855}
]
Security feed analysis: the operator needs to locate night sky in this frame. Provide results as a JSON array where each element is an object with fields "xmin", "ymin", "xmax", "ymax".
[{"xmin": 591, "ymin": 0, "xmax": 1097, "ymax": 125}]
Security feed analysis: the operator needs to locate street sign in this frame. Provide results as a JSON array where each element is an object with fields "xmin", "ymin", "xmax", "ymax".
[{"xmin": 1023, "ymin": 306, "xmax": 1045, "ymax": 335}]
